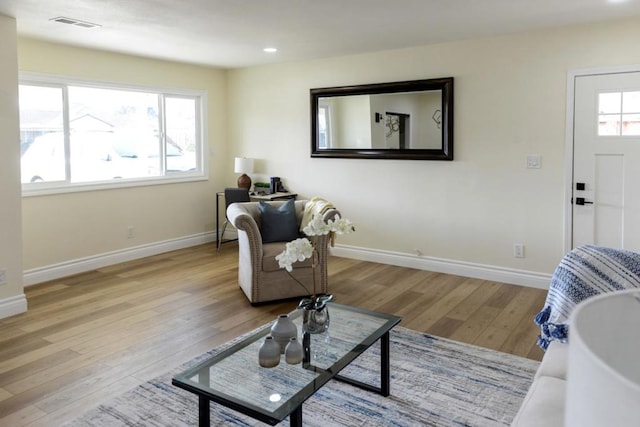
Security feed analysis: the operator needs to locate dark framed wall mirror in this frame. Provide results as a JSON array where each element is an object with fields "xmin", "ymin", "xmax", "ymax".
[{"xmin": 310, "ymin": 77, "xmax": 453, "ymax": 160}]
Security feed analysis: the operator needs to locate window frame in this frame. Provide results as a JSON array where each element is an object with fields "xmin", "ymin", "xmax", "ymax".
[{"xmin": 19, "ymin": 72, "xmax": 208, "ymax": 197}]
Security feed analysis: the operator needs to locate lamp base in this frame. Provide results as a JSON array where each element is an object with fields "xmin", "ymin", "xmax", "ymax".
[{"xmin": 237, "ymin": 174, "xmax": 251, "ymax": 189}]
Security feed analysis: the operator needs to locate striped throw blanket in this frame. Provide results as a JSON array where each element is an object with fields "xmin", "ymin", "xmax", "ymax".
[{"xmin": 535, "ymin": 245, "xmax": 640, "ymax": 350}]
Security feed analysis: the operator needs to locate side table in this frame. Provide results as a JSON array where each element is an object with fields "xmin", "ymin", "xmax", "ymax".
[{"xmin": 249, "ymin": 192, "xmax": 297, "ymax": 201}]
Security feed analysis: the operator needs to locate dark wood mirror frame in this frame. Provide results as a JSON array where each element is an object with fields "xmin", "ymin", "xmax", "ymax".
[{"xmin": 310, "ymin": 77, "xmax": 453, "ymax": 160}]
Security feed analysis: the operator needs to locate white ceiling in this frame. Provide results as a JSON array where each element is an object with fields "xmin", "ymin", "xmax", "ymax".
[{"xmin": 1, "ymin": 0, "xmax": 640, "ymax": 69}]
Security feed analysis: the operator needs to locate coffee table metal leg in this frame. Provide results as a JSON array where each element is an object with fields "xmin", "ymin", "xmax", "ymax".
[
  {"xmin": 333, "ymin": 331, "xmax": 391, "ymax": 396},
  {"xmin": 381, "ymin": 330, "xmax": 390, "ymax": 396},
  {"xmin": 302, "ymin": 332, "xmax": 311, "ymax": 368},
  {"xmin": 290, "ymin": 405, "xmax": 302, "ymax": 427},
  {"xmin": 199, "ymin": 395, "xmax": 210, "ymax": 427}
]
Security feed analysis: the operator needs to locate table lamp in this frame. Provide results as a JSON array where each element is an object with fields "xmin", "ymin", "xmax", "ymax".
[{"xmin": 234, "ymin": 157, "xmax": 254, "ymax": 189}]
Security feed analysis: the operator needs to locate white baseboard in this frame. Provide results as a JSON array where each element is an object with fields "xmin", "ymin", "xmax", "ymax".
[
  {"xmin": 0, "ymin": 294, "xmax": 28, "ymax": 319},
  {"xmin": 23, "ymin": 231, "xmax": 217, "ymax": 286},
  {"xmin": 330, "ymin": 244, "xmax": 551, "ymax": 290},
  {"xmin": 23, "ymin": 232, "xmax": 550, "ymax": 290}
]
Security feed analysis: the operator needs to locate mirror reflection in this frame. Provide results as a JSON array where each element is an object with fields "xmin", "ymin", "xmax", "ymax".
[
  {"xmin": 311, "ymin": 78, "xmax": 453, "ymax": 160},
  {"xmin": 318, "ymin": 90, "xmax": 442, "ymax": 150}
]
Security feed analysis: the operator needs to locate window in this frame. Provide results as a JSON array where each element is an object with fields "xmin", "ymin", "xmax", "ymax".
[
  {"xmin": 19, "ymin": 74, "xmax": 206, "ymax": 194},
  {"xmin": 318, "ymin": 104, "xmax": 331, "ymax": 149},
  {"xmin": 598, "ymin": 91, "xmax": 640, "ymax": 136}
]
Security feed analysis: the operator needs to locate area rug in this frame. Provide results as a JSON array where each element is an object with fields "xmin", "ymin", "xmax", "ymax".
[{"xmin": 65, "ymin": 326, "xmax": 538, "ymax": 426}]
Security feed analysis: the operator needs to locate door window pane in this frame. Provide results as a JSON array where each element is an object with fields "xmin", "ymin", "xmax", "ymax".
[
  {"xmin": 622, "ymin": 91, "xmax": 640, "ymax": 113},
  {"xmin": 598, "ymin": 115, "xmax": 621, "ymax": 136},
  {"xmin": 622, "ymin": 113, "xmax": 640, "ymax": 136},
  {"xmin": 599, "ymin": 92, "xmax": 621, "ymax": 114},
  {"xmin": 598, "ymin": 91, "xmax": 640, "ymax": 136}
]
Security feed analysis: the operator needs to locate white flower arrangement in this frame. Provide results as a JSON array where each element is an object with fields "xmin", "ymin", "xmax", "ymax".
[
  {"xmin": 275, "ymin": 214, "xmax": 355, "ymax": 297},
  {"xmin": 276, "ymin": 238, "xmax": 314, "ymax": 273}
]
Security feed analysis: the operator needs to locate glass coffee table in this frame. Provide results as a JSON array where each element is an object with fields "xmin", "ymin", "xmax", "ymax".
[{"xmin": 172, "ymin": 303, "xmax": 401, "ymax": 426}]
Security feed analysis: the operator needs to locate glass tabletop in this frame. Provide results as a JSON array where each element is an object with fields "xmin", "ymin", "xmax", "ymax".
[{"xmin": 172, "ymin": 302, "xmax": 401, "ymax": 424}]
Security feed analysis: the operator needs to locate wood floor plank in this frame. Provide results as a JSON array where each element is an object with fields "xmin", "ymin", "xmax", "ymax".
[
  {"xmin": 5, "ymin": 351, "xmax": 107, "ymax": 395},
  {"xmin": 0, "ymin": 349, "xmax": 79, "ymax": 387},
  {"xmin": 30, "ymin": 376, "xmax": 142, "ymax": 427},
  {"xmin": 0, "ymin": 360, "xmax": 111, "ymax": 418},
  {"xmin": 490, "ymin": 286, "xmax": 543, "ymax": 332},
  {"xmin": 43, "ymin": 291, "xmax": 191, "ymax": 343},
  {"xmin": 0, "ymin": 336, "xmax": 51, "ymax": 361},
  {"xmin": 445, "ymin": 281, "xmax": 502, "ymax": 321},
  {"xmin": 0, "ymin": 404, "xmax": 47, "ymax": 426},
  {"xmin": 499, "ymin": 289, "xmax": 547, "ymax": 359},
  {"xmin": 0, "ymin": 387, "xmax": 12, "ymax": 402},
  {"xmin": 0, "ymin": 341, "xmax": 73, "ymax": 376},
  {"xmin": 472, "ymin": 325, "xmax": 511, "ymax": 350},
  {"xmin": 0, "ymin": 242, "xmax": 548, "ymax": 426},
  {"xmin": 428, "ymin": 316, "xmax": 465, "ymax": 337},
  {"xmin": 448, "ymin": 305, "xmax": 503, "ymax": 343},
  {"xmin": 408, "ymin": 277, "xmax": 486, "ymax": 329}
]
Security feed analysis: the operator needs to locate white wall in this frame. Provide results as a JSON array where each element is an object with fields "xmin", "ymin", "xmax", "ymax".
[
  {"xmin": 227, "ymin": 17, "xmax": 640, "ymax": 286},
  {"xmin": 17, "ymin": 39, "xmax": 228, "ymax": 277},
  {"xmin": 0, "ymin": 15, "xmax": 26, "ymax": 318},
  {"xmin": 333, "ymin": 95, "xmax": 371, "ymax": 148},
  {"xmin": 413, "ymin": 92, "xmax": 441, "ymax": 149}
]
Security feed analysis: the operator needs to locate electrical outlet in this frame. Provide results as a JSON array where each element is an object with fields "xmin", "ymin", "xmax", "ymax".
[
  {"xmin": 514, "ymin": 244, "xmax": 525, "ymax": 258},
  {"xmin": 127, "ymin": 226, "xmax": 135, "ymax": 239},
  {"xmin": 526, "ymin": 154, "xmax": 541, "ymax": 169},
  {"xmin": 0, "ymin": 269, "xmax": 7, "ymax": 286}
]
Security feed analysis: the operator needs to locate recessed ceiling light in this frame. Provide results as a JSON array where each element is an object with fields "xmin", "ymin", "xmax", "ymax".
[
  {"xmin": 50, "ymin": 16, "xmax": 101, "ymax": 29},
  {"xmin": 263, "ymin": 47, "xmax": 278, "ymax": 53}
]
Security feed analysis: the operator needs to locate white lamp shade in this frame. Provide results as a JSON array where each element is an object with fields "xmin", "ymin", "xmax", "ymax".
[
  {"xmin": 234, "ymin": 157, "xmax": 254, "ymax": 174},
  {"xmin": 565, "ymin": 289, "xmax": 640, "ymax": 426}
]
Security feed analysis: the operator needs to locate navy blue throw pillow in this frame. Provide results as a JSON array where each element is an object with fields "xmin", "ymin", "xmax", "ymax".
[{"xmin": 259, "ymin": 199, "xmax": 299, "ymax": 243}]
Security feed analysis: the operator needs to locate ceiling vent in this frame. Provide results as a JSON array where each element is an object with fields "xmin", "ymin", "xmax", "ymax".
[{"xmin": 50, "ymin": 17, "xmax": 101, "ymax": 29}]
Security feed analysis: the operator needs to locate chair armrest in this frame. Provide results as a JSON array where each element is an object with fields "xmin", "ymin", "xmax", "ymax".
[
  {"xmin": 227, "ymin": 203, "xmax": 259, "ymax": 234},
  {"xmin": 227, "ymin": 203, "xmax": 263, "ymax": 261},
  {"xmin": 321, "ymin": 208, "xmax": 340, "ymax": 224}
]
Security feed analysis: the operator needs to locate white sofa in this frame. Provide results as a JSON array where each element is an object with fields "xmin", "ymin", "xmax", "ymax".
[
  {"xmin": 512, "ymin": 245, "xmax": 640, "ymax": 427},
  {"xmin": 510, "ymin": 341, "xmax": 567, "ymax": 427}
]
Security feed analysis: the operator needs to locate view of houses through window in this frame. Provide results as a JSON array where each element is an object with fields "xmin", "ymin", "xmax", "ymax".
[
  {"xmin": 19, "ymin": 77, "xmax": 204, "ymax": 191},
  {"xmin": 598, "ymin": 91, "xmax": 640, "ymax": 136}
]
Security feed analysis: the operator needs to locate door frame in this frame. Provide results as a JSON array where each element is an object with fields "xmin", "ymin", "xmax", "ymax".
[{"xmin": 564, "ymin": 64, "xmax": 640, "ymax": 253}]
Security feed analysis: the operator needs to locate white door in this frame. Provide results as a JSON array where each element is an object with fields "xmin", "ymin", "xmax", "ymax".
[{"xmin": 573, "ymin": 72, "xmax": 640, "ymax": 250}]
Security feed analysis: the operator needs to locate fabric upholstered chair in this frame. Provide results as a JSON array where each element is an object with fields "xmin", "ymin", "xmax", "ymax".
[{"xmin": 226, "ymin": 200, "xmax": 340, "ymax": 304}]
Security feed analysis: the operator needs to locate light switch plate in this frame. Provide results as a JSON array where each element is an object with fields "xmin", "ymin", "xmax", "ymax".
[{"xmin": 0, "ymin": 269, "xmax": 6, "ymax": 286}]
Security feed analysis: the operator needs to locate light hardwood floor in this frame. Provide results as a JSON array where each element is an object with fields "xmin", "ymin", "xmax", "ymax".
[{"xmin": 0, "ymin": 243, "xmax": 547, "ymax": 425}]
